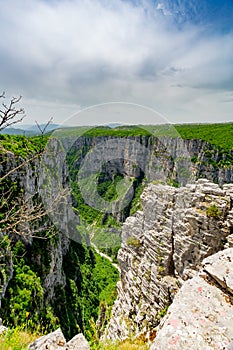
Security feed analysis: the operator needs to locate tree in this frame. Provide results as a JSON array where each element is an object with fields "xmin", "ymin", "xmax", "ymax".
[{"xmin": 0, "ymin": 92, "xmax": 25, "ymax": 131}]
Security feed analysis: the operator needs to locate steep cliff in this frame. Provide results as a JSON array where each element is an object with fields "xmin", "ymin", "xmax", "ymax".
[
  {"xmin": 66, "ymin": 133, "xmax": 233, "ymax": 246},
  {"xmin": 105, "ymin": 179, "xmax": 233, "ymax": 340},
  {"xmin": 0, "ymin": 138, "xmax": 119, "ymax": 341}
]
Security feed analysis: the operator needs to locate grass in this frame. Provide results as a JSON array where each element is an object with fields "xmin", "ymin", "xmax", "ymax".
[
  {"xmin": 92, "ymin": 340, "xmax": 150, "ymax": 349},
  {"xmin": 0, "ymin": 328, "xmax": 38, "ymax": 350},
  {"xmin": 0, "ymin": 328, "xmax": 149, "ymax": 350}
]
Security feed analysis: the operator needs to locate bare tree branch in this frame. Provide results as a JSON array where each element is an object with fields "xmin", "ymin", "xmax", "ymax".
[
  {"xmin": 35, "ymin": 117, "xmax": 53, "ymax": 136},
  {"xmin": 0, "ymin": 93, "xmax": 25, "ymax": 131},
  {"xmin": 0, "ymin": 177, "xmax": 68, "ymax": 239},
  {"xmin": 35, "ymin": 117, "xmax": 53, "ymax": 152},
  {"xmin": 0, "ymin": 152, "xmax": 41, "ymax": 183},
  {"xmin": 0, "ymin": 93, "xmax": 58, "ymax": 240}
]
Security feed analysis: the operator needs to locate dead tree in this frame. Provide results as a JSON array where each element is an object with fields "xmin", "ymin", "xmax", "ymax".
[{"xmin": 0, "ymin": 92, "xmax": 25, "ymax": 131}]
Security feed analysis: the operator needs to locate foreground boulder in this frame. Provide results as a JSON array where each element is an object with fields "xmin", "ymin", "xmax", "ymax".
[
  {"xmin": 66, "ymin": 334, "xmax": 90, "ymax": 350},
  {"xmin": 28, "ymin": 328, "xmax": 90, "ymax": 350},
  {"xmin": 151, "ymin": 248, "xmax": 233, "ymax": 350}
]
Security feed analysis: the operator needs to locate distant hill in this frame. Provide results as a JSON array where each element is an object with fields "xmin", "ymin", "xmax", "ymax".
[{"xmin": 0, "ymin": 123, "xmax": 60, "ymax": 136}]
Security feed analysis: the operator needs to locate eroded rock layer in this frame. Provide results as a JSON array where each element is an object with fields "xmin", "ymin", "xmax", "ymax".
[{"xmin": 105, "ymin": 179, "xmax": 233, "ymax": 340}]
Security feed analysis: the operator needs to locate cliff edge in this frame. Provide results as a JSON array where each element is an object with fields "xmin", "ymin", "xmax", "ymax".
[{"xmin": 105, "ymin": 179, "xmax": 233, "ymax": 341}]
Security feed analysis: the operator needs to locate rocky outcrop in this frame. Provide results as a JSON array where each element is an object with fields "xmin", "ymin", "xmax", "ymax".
[
  {"xmin": 28, "ymin": 328, "xmax": 90, "ymax": 350},
  {"xmin": 151, "ymin": 248, "xmax": 233, "ymax": 350},
  {"xmin": 104, "ymin": 179, "xmax": 233, "ymax": 340}
]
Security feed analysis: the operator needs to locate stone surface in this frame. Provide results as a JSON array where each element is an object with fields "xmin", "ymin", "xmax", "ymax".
[
  {"xmin": 202, "ymin": 248, "xmax": 233, "ymax": 295},
  {"xmin": 66, "ymin": 333, "xmax": 90, "ymax": 350},
  {"xmin": 0, "ymin": 325, "xmax": 7, "ymax": 334},
  {"xmin": 104, "ymin": 179, "xmax": 233, "ymax": 341},
  {"xmin": 151, "ymin": 249, "xmax": 233, "ymax": 350},
  {"xmin": 28, "ymin": 329, "xmax": 90, "ymax": 350},
  {"xmin": 28, "ymin": 328, "xmax": 66, "ymax": 350}
]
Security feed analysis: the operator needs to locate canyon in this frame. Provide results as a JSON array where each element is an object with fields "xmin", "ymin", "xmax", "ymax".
[{"xmin": 1, "ymin": 132, "xmax": 233, "ymax": 348}]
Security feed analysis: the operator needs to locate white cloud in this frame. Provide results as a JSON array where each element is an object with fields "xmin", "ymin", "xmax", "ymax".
[{"xmin": 0, "ymin": 0, "xmax": 232, "ymax": 124}]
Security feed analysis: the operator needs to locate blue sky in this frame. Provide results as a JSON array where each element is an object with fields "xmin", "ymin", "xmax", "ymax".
[{"xmin": 0, "ymin": 0, "xmax": 232, "ymax": 125}]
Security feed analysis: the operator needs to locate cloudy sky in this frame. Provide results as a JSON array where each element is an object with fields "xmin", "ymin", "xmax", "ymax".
[{"xmin": 0, "ymin": 0, "xmax": 233, "ymax": 125}]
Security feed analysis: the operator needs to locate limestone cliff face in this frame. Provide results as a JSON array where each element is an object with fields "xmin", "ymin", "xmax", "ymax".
[
  {"xmin": 67, "ymin": 135, "xmax": 233, "ymax": 224},
  {"xmin": 69, "ymin": 135, "xmax": 233, "ymax": 188},
  {"xmin": 105, "ymin": 179, "xmax": 233, "ymax": 340},
  {"xmin": 0, "ymin": 139, "xmax": 75, "ymax": 305},
  {"xmin": 0, "ymin": 140, "xmax": 88, "ymax": 339}
]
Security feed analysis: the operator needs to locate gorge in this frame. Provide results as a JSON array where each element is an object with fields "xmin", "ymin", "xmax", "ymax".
[{"xmin": 1, "ymin": 126, "xmax": 233, "ymax": 349}]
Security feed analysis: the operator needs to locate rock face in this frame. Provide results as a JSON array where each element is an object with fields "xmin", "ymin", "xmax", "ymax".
[
  {"xmin": 68, "ymin": 135, "xmax": 233, "ymax": 221},
  {"xmin": 105, "ymin": 179, "xmax": 233, "ymax": 340},
  {"xmin": 28, "ymin": 328, "xmax": 90, "ymax": 350},
  {"xmin": 151, "ymin": 248, "xmax": 233, "ymax": 350}
]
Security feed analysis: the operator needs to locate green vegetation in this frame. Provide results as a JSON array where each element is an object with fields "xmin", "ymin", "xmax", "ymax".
[
  {"xmin": 53, "ymin": 125, "xmax": 151, "ymax": 139},
  {"xmin": 206, "ymin": 204, "xmax": 222, "ymax": 218},
  {"xmin": 93, "ymin": 253, "xmax": 119, "ymax": 306},
  {"xmin": 0, "ymin": 327, "xmax": 149, "ymax": 350},
  {"xmin": 0, "ymin": 328, "xmax": 37, "ymax": 350},
  {"xmin": 0, "ymin": 134, "xmax": 47, "ymax": 158},
  {"xmin": 91, "ymin": 226, "xmax": 121, "ymax": 262},
  {"xmin": 145, "ymin": 123, "xmax": 233, "ymax": 151},
  {"xmin": 156, "ymin": 305, "xmax": 169, "ymax": 320},
  {"xmin": 57, "ymin": 122, "xmax": 233, "ymax": 151},
  {"xmin": 126, "ymin": 237, "xmax": 141, "ymax": 249},
  {"xmin": 175, "ymin": 123, "xmax": 233, "ymax": 150},
  {"xmin": 97, "ymin": 174, "xmax": 125, "ymax": 202},
  {"xmin": 83, "ymin": 125, "xmax": 151, "ymax": 138},
  {"xmin": 1, "ymin": 236, "xmax": 119, "ymax": 341},
  {"xmin": 92, "ymin": 339, "xmax": 149, "ymax": 349}
]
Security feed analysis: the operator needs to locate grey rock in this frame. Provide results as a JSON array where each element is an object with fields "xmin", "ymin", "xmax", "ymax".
[
  {"xmin": 0, "ymin": 325, "xmax": 7, "ymax": 334},
  {"xmin": 151, "ymin": 249, "xmax": 233, "ymax": 350},
  {"xmin": 202, "ymin": 248, "xmax": 233, "ymax": 295},
  {"xmin": 66, "ymin": 333, "xmax": 90, "ymax": 350},
  {"xmin": 28, "ymin": 328, "xmax": 66, "ymax": 350},
  {"xmin": 28, "ymin": 329, "xmax": 90, "ymax": 350}
]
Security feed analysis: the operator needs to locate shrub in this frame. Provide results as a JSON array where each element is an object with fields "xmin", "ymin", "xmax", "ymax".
[
  {"xmin": 206, "ymin": 204, "xmax": 221, "ymax": 218},
  {"xmin": 126, "ymin": 237, "xmax": 141, "ymax": 249}
]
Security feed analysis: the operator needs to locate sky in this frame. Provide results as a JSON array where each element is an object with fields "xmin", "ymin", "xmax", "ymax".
[{"xmin": 0, "ymin": 0, "xmax": 233, "ymax": 126}]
